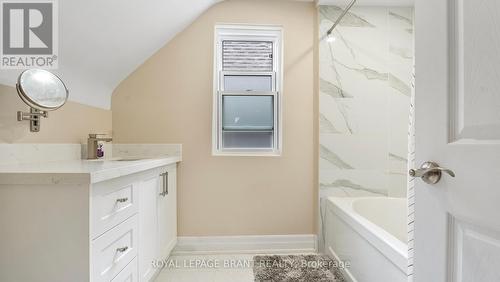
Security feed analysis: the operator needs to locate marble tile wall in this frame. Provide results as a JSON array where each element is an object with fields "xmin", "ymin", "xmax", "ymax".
[{"xmin": 319, "ymin": 6, "xmax": 414, "ymax": 199}]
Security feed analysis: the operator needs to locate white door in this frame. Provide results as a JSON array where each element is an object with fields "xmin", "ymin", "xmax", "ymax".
[
  {"xmin": 138, "ymin": 174, "xmax": 159, "ymax": 282},
  {"xmin": 414, "ymin": 0, "xmax": 500, "ymax": 281},
  {"xmin": 157, "ymin": 165, "xmax": 177, "ymax": 261}
]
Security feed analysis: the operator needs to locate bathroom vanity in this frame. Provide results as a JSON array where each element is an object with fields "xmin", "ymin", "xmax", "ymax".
[{"xmin": 0, "ymin": 153, "xmax": 180, "ymax": 282}]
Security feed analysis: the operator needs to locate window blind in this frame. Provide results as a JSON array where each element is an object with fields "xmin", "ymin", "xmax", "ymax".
[{"xmin": 222, "ymin": 40, "xmax": 273, "ymax": 72}]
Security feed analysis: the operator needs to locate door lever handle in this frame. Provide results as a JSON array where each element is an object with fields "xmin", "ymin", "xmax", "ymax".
[
  {"xmin": 409, "ymin": 167, "xmax": 455, "ymax": 178},
  {"xmin": 409, "ymin": 161, "xmax": 455, "ymax": 184}
]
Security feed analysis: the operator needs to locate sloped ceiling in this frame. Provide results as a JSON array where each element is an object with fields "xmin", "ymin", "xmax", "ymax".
[{"xmin": 0, "ymin": 0, "xmax": 221, "ymax": 109}]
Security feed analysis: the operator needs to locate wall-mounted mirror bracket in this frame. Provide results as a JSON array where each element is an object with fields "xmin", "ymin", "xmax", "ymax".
[
  {"xmin": 17, "ymin": 108, "xmax": 49, "ymax": 132},
  {"xmin": 15, "ymin": 69, "xmax": 69, "ymax": 133}
]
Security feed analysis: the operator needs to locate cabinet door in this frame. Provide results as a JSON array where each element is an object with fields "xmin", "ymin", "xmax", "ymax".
[
  {"xmin": 138, "ymin": 173, "xmax": 159, "ymax": 282},
  {"xmin": 157, "ymin": 164, "xmax": 177, "ymax": 261}
]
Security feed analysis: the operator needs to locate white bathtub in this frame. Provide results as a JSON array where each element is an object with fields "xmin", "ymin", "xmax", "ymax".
[{"xmin": 323, "ymin": 197, "xmax": 408, "ymax": 282}]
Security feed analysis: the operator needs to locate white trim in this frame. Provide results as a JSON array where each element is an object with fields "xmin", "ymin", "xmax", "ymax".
[
  {"xmin": 220, "ymin": 71, "xmax": 276, "ymax": 92},
  {"xmin": 212, "ymin": 24, "xmax": 283, "ymax": 157},
  {"xmin": 172, "ymin": 235, "xmax": 317, "ymax": 255}
]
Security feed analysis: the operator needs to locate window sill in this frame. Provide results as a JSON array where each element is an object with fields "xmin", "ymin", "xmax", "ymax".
[{"xmin": 212, "ymin": 150, "xmax": 281, "ymax": 157}]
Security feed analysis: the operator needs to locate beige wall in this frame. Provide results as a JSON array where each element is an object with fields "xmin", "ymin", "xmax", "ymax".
[
  {"xmin": 0, "ymin": 84, "xmax": 112, "ymax": 144},
  {"xmin": 112, "ymin": 0, "xmax": 317, "ymax": 236}
]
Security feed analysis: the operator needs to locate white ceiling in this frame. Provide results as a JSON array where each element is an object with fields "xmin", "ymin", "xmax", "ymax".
[
  {"xmin": 317, "ymin": 0, "xmax": 414, "ymax": 6},
  {"xmin": 0, "ymin": 0, "xmax": 221, "ymax": 109}
]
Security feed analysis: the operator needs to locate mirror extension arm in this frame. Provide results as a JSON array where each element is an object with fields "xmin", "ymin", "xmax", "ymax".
[
  {"xmin": 15, "ymin": 69, "xmax": 69, "ymax": 132},
  {"xmin": 17, "ymin": 108, "xmax": 49, "ymax": 132}
]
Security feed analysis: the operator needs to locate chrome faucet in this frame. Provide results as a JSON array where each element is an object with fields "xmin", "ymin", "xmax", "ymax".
[{"xmin": 87, "ymin": 134, "xmax": 113, "ymax": 159}]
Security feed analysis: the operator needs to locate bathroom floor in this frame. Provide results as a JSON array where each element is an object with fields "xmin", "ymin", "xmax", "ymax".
[
  {"xmin": 155, "ymin": 253, "xmax": 343, "ymax": 282},
  {"xmin": 154, "ymin": 254, "xmax": 255, "ymax": 282}
]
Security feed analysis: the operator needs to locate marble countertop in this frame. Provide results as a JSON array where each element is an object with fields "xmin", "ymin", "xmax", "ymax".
[{"xmin": 0, "ymin": 156, "xmax": 181, "ymax": 185}]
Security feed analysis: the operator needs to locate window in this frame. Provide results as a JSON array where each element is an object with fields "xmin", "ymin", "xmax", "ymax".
[{"xmin": 213, "ymin": 25, "xmax": 283, "ymax": 156}]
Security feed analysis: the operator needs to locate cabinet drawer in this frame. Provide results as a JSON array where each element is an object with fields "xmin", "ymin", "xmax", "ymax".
[
  {"xmin": 111, "ymin": 257, "xmax": 138, "ymax": 282},
  {"xmin": 92, "ymin": 180, "xmax": 139, "ymax": 238},
  {"xmin": 92, "ymin": 215, "xmax": 138, "ymax": 282}
]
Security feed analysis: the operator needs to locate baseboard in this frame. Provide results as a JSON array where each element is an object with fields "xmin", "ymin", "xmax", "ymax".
[{"xmin": 172, "ymin": 234, "xmax": 317, "ymax": 255}]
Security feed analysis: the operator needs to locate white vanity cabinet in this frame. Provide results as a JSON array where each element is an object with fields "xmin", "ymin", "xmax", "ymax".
[
  {"xmin": 0, "ymin": 158, "xmax": 179, "ymax": 282},
  {"xmin": 139, "ymin": 164, "xmax": 177, "ymax": 281},
  {"xmin": 138, "ymin": 171, "xmax": 161, "ymax": 282},
  {"xmin": 97, "ymin": 164, "xmax": 178, "ymax": 282},
  {"xmin": 157, "ymin": 164, "xmax": 178, "ymax": 262}
]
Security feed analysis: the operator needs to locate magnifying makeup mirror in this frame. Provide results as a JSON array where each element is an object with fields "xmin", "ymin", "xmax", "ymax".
[{"xmin": 16, "ymin": 69, "xmax": 69, "ymax": 132}]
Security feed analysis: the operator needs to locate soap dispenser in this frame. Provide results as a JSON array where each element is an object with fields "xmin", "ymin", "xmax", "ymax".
[
  {"xmin": 97, "ymin": 143, "xmax": 104, "ymax": 158},
  {"xmin": 87, "ymin": 134, "xmax": 112, "ymax": 159}
]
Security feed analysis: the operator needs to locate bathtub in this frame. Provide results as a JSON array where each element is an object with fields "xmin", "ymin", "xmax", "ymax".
[{"xmin": 323, "ymin": 197, "xmax": 408, "ymax": 282}]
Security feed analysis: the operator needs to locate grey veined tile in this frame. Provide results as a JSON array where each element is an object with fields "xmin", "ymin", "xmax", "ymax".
[
  {"xmin": 320, "ymin": 78, "xmax": 352, "ymax": 98},
  {"xmin": 320, "ymin": 6, "xmax": 375, "ymax": 28},
  {"xmin": 319, "ymin": 145, "xmax": 354, "ymax": 169},
  {"xmin": 389, "ymin": 74, "xmax": 411, "ymax": 97},
  {"xmin": 389, "ymin": 153, "xmax": 408, "ymax": 162},
  {"xmin": 334, "ymin": 59, "xmax": 389, "ymax": 81},
  {"xmin": 319, "ymin": 94, "xmax": 355, "ymax": 134},
  {"xmin": 390, "ymin": 46, "xmax": 413, "ymax": 60},
  {"xmin": 319, "ymin": 114, "xmax": 342, "ymax": 133},
  {"xmin": 319, "ymin": 169, "xmax": 390, "ymax": 196},
  {"xmin": 389, "ymin": 11, "xmax": 413, "ymax": 26},
  {"xmin": 320, "ymin": 179, "xmax": 388, "ymax": 196},
  {"xmin": 320, "ymin": 134, "xmax": 389, "ymax": 169}
]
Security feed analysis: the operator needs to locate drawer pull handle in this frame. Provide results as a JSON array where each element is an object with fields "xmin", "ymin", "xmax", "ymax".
[
  {"xmin": 159, "ymin": 171, "xmax": 169, "ymax": 197},
  {"xmin": 116, "ymin": 246, "xmax": 129, "ymax": 253},
  {"xmin": 116, "ymin": 198, "xmax": 128, "ymax": 203}
]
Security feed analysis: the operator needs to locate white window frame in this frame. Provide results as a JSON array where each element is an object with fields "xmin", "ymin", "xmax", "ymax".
[{"xmin": 212, "ymin": 24, "xmax": 283, "ymax": 156}]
